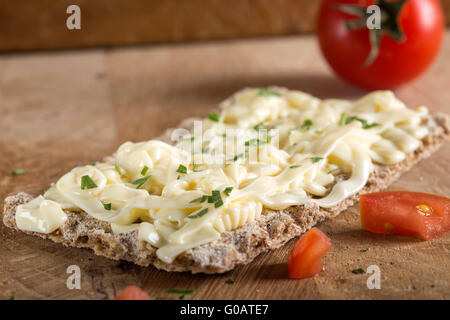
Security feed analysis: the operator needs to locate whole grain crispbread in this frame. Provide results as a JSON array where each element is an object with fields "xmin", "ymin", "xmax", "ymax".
[{"xmin": 2, "ymin": 105, "xmax": 449, "ymax": 273}]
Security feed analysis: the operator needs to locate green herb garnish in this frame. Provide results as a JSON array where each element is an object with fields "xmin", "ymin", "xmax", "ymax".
[
  {"xmin": 187, "ymin": 208, "xmax": 209, "ymax": 219},
  {"xmin": 114, "ymin": 164, "xmax": 121, "ymax": 175},
  {"xmin": 352, "ymin": 268, "xmax": 365, "ymax": 274},
  {"xmin": 207, "ymin": 112, "xmax": 220, "ymax": 122},
  {"xmin": 328, "ymin": 168, "xmax": 340, "ymax": 174},
  {"xmin": 255, "ymin": 88, "xmax": 281, "ymax": 97},
  {"xmin": 80, "ymin": 175, "xmax": 98, "ymax": 190},
  {"xmin": 176, "ymin": 164, "xmax": 187, "ymax": 174},
  {"xmin": 89, "ymin": 162, "xmax": 96, "ymax": 166},
  {"xmin": 183, "ymin": 136, "xmax": 195, "ymax": 142},
  {"xmin": 166, "ymin": 288, "xmax": 194, "ymax": 300},
  {"xmin": 339, "ymin": 112, "xmax": 347, "ymax": 126},
  {"xmin": 11, "ymin": 168, "xmax": 25, "ymax": 176},
  {"xmin": 361, "ymin": 122, "xmax": 379, "ymax": 129},
  {"xmin": 190, "ymin": 189, "xmax": 225, "ymax": 208},
  {"xmin": 190, "ymin": 195, "xmax": 208, "ymax": 203},
  {"xmin": 213, "ymin": 226, "xmax": 220, "ymax": 233},
  {"xmin": 225, "ymin": 279, "xmax": 235, "ymax": 285},
  {"xmin": 208, "ymin": 190, "xmax": 223, "ymax": 208},
  {"xmin": 202, "ymin": 146, "xmax": 210, "ymax": 153},
  {"xmin": 359, "ymin": 248, "xmax": 368, "ymax": 253},
  {"xmin": 339, "ymin": 113, "xmax": 379, "ymax": 129},
  {"xmin": 103, "ymin": 203, "xmax": 112, "ymax": 211},
  {"xmin": 192, "ymin": 161, "xmax": 198, "ymax": 172},
  {"xmin": 289, "ymin": 165, "xmax": 301, "ymax": 169},
  {"xmin": 9, "ymin": 295, "xmax": 15, "ymax": 300},
  {"xmin": 245, "ymin": 139, "xmax": 265, "ymax": 147},
  {"xmin": 311, "ymin": 157, "xmax": 323, "ymax": 163},
  {"xmin": 301, "ymin": 119, "xmax": 313, "ymax": 130},
  {"xmin": 131, "ymin": 175, "xmax": 151, "ymax": 189},
  {"xmin": 141, "ymin": 166, "xmax": 149, "ymax": 176},
  {"xmin": 253, "ymin": 122, "xmax": 266, "ymax": 131},
  {"xmin": 223, "ymin": 187, "xmax": 233, "ymax": 196},
  {"xmin": 231, "ymin": 153, "xmax": 245, "ymax": 161}
]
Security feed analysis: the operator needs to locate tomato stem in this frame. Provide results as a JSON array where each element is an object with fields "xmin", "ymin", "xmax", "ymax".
[{"xmin": 333, "ymin": 0, "xmax": 408, "ymax": 67}]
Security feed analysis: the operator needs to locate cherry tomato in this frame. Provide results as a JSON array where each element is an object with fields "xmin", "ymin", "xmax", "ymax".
[
  {"xmin": 360, "ymin": 191, "xmax": 450, "ymax": 240},
  {"xmin": 288, "ymin": 227, "xmax": 331, "ymax": 279},
  {"xmin": 116, "ymin": 285, "xmax": 151, "ymax": 300},
  {"xmin": 317, "ymin": 0, "xmax": 445, "ymax": 89}
]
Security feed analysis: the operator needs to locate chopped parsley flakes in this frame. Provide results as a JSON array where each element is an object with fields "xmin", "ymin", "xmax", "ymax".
[
  {"xmin": 253, "ymin": 122, "xmax": 266, "ymax": 131},
  {"xmin": 187, "ymin": 208, "xmax": 209, "ymax": 219},
  {"xmin": 176, "ymin": 164, "xmax": 187, "ymax": 174},
  {"xmin": 339, "ymin": 112, "xmax": 379, "ymax": 129},
  {"xmin": 223, "ymin": 187, "xmax": 233, "ymax": 196},
  {"xmin": 131, "ymin": 175, "xmax": 151, "ymax": 189},
  {"xmin": 352, "ymin": 268, "xmax": 365, "ymax": 274},
  {"xmin": 166, "ymin": 288, "xmax": 194, "ymax": 300},
  {"xmin": 209, "ymin": 190, "xmax": 223, "ymax": 208},
  {"xmin": 244, "ymin": 138, "xmax": 265, "ymax": 147},
  {"xmin": 255, "ymin": 88, "xmax": 281, "ymax": 97},
  {"xmin": 80, "ymin": 175, "xmax": 98, "ymax": 190},
  {"xmin": 328, "ymin": 167, "xmax": 340, "ymax": 174},
  {"xmin": 11, "ymin": 168, "xmax": 25, "ymax": 176},
  {"xmin": 301, "ymin": 119, "xmax": 314, "ymax": 130},
  {"xmin": 207, "ymin": 112, "xmax": 220, "ymax": 122},
  {"xmin": 311, "ymin": 157, "xmax": 323, "ymax": 163},
  {"xmin": 140, "ymin": 166, "xmax": 149, "ymax": 176},
  {"xmin": 190, "ymin": 195, "xmax": 208, "ymax": 203},
  {"xmin": 102, "ymin": 203, "xmax": 112, "ymax": 211},
  {"xmin": 189, "ymin": 187, "xmax": 231, "ymax": 208}
]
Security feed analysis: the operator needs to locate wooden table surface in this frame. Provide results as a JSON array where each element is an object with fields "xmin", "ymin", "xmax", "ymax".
[{"xmin": 1, "ymin": 33, "xmax": 449, "ymax": 300}]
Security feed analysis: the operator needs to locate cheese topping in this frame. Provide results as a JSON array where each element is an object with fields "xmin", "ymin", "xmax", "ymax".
[{"xmin": 15, "ymin": 88, "xmax": 430, "ymax": 263}]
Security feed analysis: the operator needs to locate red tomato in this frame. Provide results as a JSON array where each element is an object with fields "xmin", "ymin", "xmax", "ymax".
[
  {"xmin": 288, "ymin": 227, "xmax": 331, "ymax": 279},
  {"xmin": 317, "ymin": 0, "xmax": 445, "ymax": 89},
  {"xmin": 116, "ymin": 285, "xmax": 151, "ymax": 300},
  {"xmin": 360, "ymin": 191, "xmax": 450, "ymax": 240}
]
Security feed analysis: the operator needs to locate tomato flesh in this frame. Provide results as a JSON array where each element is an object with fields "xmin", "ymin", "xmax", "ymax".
[
  {"xmin": 288, "ymin": 227, "xmax": 331, "ymax": 279},
  {"xmin": 116, "ymin": 285, "xmax": 151, "ymax": 300},
  {"xmin": 360, "ymin": 191, "xmax": 450, "ymax": 240}
]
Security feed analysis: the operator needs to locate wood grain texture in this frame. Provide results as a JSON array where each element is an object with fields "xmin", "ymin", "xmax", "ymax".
[
  {"xmin": 1, "ymin": 0, "xmax": 449, "ymax": 52},
  {"xmin": 0, "ymin": 32, "xmax": 449, "ymax": 300},
  {"xmin": 0, "ymin": 0, "xmax": 318, "ymax": 52}
]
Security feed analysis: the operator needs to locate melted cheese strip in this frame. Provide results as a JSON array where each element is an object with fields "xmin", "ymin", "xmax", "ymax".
[{"xmin": 16, "ymin": 89, "xmax": 430, "ymax": 263}]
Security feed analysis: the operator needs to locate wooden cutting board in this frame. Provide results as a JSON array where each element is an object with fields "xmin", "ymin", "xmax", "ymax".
[{"xmin": 1, "ymin": 33, "xmax": 449, "ymax": 300}]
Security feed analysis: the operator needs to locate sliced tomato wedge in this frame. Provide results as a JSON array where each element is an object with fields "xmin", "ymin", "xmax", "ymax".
[
  {"xmin": 288, "ymin": 227, "xmax": 331, "ymax": 279},
  {"xmin": 360, "ymin": 191, "xmax": 450, "ymax": 240},
  {"xmin": 116, "ymin": 285, "xmax": 151, "ymax": 300}
]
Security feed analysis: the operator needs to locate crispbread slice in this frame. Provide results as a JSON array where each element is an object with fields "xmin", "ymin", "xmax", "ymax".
[{"xmin": 3, "ymin": 107, "xmax": 449, "ymax": 273}]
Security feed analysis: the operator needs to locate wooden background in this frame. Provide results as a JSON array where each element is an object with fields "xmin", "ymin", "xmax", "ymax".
[
  {"xmin": 1, "ymin": 0, "xmax": 450, "ymax": 52},
  {"xmin": 0, "ymin": 31, "xmax": 449, "ymax": 299}
]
